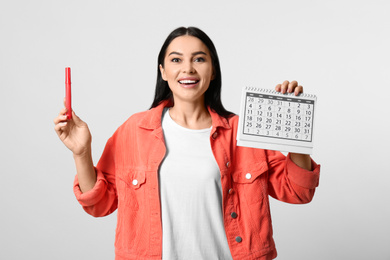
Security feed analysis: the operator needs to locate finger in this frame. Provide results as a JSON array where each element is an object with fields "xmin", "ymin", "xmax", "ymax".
[
  {"xmin": 58, "ymin": 107, "xmax": 67, "ymax": 117},
  {"xmin": 288, "ymin": 80, "xmax": 298, "ymax": 93},
  {"xmin": 53, "ymin": 114, "xmax": 68, "ymax": 125},
  {"xmin": 54, "ymin": 121, "xmax": 68, "ymax": 136},
  {"xmin": 275, "ymin": 84, "xmax": 282, "ymax": 93},
  {"xmin": 281, "ymin": 80, "xmax": 289, "ymax": 94},
  {"xmin": 71, "ymin": 111, "xmax": 87, "ymax": 127},
  {"xmin": 71, "ymin": 111, "xmax": 81, "ymax": 124},
  {"xmin": 294, "ymin": 85, "xmax": 304, "ymax": 96},
  {"xmin": 54, "ymin": 121, "xmax": 67, "ymax": 130}
]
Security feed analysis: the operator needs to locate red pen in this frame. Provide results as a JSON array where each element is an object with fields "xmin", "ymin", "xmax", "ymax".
[{"xmin": 65, "ymin": 67, "xmax": 72, "ymax": 119}]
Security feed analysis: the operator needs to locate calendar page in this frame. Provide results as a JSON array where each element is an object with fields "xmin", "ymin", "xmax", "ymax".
[{"xmin": 237, "ymin": 87, "xmax": 317, "ymax": 154}]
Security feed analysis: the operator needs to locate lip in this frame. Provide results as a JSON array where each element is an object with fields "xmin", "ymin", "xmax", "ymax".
[{"xmin": 178, "ymin": 77, "xmax": 200, "ymax": 88}]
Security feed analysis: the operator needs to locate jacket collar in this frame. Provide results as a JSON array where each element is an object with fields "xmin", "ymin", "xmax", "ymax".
[
  {"xmin": 138, "ymin": 100, "xmax": 231, "ymax": 130},
  {"xmin": 208, "ymin": 106, "xmax": 231, "ymax": 130}
]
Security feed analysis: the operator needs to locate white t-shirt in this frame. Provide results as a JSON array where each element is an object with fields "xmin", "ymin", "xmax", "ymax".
[{"xmin": 159, "ymin": 108, "xmax": 233, "ymax": 260}]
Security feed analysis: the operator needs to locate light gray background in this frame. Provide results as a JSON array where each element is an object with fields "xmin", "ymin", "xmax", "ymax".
[{"xmin": 1, "ymin": 0, "xmax": 389, "ymax": 259}]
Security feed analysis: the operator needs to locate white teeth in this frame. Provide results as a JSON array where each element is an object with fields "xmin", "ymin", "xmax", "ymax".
[{"xmin": 179, "ymin": 80, "xmax": 197, "ymax": 84}]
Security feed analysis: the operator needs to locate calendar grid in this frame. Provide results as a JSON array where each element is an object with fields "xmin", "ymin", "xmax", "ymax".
[{"xmin": 242, "ymin": 92, "xmax": 315, "ymax": 143}]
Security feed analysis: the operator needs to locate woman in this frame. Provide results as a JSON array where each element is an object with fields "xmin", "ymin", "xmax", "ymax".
[{"xmin": 54, "ymin": 27, "xmax": 320, "ymax": 260}]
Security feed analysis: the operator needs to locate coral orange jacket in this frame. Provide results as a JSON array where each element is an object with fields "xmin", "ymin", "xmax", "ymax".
[{"xmin": 74, "ymin": 100, "xmax": 320, "ymax": 260}]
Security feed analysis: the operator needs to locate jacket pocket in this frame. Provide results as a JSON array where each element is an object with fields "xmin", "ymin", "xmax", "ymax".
[
  {"xmin": 231, "ymin": 161, "xmax": 268, "ymax": 205},
  {"xmin": 116, "ymin": 170, "xmax": 147, "ymax": 211}
]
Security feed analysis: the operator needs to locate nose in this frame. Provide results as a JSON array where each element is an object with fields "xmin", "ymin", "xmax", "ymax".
[{"xmin": 182, "ymin": 60, "xmax": 195, "ymax": 74}]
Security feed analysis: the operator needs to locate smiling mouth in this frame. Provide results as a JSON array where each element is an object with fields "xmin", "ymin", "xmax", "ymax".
[{"xmin": 178, "ymin": 80, "xmax": 200, "ymax": 85}]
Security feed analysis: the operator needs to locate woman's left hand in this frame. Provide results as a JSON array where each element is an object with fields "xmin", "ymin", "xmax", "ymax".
[
  {"xmin": 274, "ymin": 80, "xmax": 312, "ymax": 170},
  {"xmin": 275, "ymin": 80, "xmax": 303, "ymax": 96}
]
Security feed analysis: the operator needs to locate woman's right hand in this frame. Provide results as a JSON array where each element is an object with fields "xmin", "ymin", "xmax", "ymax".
[{"xmin": 54, "ymin": 103, "xmax": 92, "ymax": 157}]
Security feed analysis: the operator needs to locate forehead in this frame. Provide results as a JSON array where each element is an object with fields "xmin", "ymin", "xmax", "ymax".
[{"xmin": 166, "ymin": 35, "xmax": 210, "ymax": 55}]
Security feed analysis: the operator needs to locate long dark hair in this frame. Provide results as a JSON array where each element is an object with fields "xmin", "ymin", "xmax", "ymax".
[{"xmin": 150, "ymin": 26, "xmax": 234, "ymax": 118}]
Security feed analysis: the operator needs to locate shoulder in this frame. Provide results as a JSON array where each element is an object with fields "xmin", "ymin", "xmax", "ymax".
[
  {"xmin": 111, "ymin": 101, "xmax": 168, "ymax": 138},
  {"xmin": 116, "ymin": 110, "xmax": 143, "ymax": 127},
  {"xmin": 225, "ymin": 114, "xmax": 239, "ymax": 134},
  {"xmin": 118, "ymin": 109, "xmax": 155, "ymax": 131},
  {"xmin": 127, "ymin": 109, "xmax": 152, "ymax": 124},
  {"xmin": 116, "ymin": 104, "xmax": 166, "ymax": 134},
  {"xmin": 105, "ymin": 109, "xmax": 156, "ymax": 148},
  {"xmin": 227, "ymin": 114, "xmax": 239, "ymax": 126}
]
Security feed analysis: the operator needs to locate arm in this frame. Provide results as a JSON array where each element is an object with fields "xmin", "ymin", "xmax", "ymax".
[
  {"xmin": 266, "ymin": 80, "xmax": 320, "ymax": 203},
  {"xmin": 73, "ymin": 149, "xmax": 97, "ymax": 192},
  {"xmin": 290, "ymin": 153, "xmax": 312, "ymax": 170},
  {"xmin": 54, "ymin": 106, "xmax": 96, "ymax": 192},
  {"xmin": 267, "ymin": 151, "xmax": 320, "ymax": 204},
  {"xmin": 54, "ymin": 104, "xmax": 117, "ymax": 217},
  {"xmin": 275, "ymin": 80, "xmax": 313, "ymax": 171}
]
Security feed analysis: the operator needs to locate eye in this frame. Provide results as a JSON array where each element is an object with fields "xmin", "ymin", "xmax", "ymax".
[
  {"xmin": 194, "ymin": 57, "xmax": 205, "ymax": 62},
  {"xmin": 171, "ymin": 58, "xmax": 181, "ymax": 63}
]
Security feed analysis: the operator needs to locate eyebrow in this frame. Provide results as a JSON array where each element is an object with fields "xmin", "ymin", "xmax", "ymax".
[{"xmin": 168, "ymin": 51, "xmax": 208, "ymax": 56}]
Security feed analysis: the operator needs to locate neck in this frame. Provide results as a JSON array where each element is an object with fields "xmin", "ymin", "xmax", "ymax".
[{"xmin": 168, "ymin": 99, "xmax": 212, "ymax": 130}]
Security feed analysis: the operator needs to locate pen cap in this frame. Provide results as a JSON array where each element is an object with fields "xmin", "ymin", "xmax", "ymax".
[{"xmin": 65, "ymin": 67, "xmax": 71, "ymax": 83}]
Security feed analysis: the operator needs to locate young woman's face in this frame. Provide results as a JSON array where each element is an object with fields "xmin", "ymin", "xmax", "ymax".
[{"xmin": 160, "ymin": 35, "xmax": 214, "ymax": 105}]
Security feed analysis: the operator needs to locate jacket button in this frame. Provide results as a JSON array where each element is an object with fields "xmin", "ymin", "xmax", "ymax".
[
  {"xmin": 228, "ymin": 188, "xmax": 233, "ymax": 194},
  {"xmin": 231, "ymin": 212, "xmax": 238, "ymax": 219},
  {"xmin": 212, "ymin": 132, "xmax": 218, "ymax": 139},
  {"xmin": 245, "ymin": 173, "xmax": 252, "ymax": 180},
  {"xmin": 235, "ymin": 236, "xmax": 242, "ymax": 243},
  {"xmin": 132, "ymin": 179, "xmax": 138, "ymax": 186},
  {"xmin": 226, "ymin": 161, "xmax": 230, "ymax": 168}
]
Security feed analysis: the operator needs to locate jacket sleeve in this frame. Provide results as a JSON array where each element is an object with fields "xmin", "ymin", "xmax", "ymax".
[
  {"xmin": 73, "ymin": 134, "xmax": 118, "ymax": 217},
  {"xmin": 266, "ymin": 150, "xmax": 320, "ymax": 204}
]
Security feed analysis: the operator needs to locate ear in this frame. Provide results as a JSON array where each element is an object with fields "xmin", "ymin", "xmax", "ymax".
[{"xmin": 159, "ymin": 64, "xmax": 167, "ymax": 81}]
